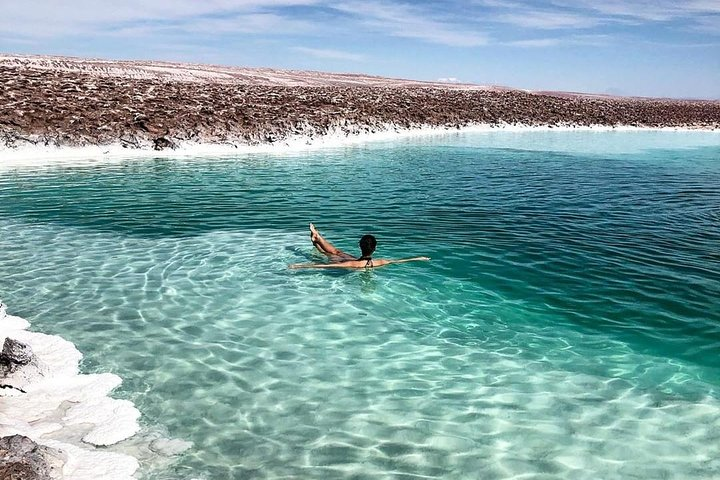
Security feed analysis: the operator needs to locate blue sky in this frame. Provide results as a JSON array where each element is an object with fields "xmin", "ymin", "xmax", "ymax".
[{"xmin": 2, "ymin": 0, "xmax": 719, "ymax": 98}]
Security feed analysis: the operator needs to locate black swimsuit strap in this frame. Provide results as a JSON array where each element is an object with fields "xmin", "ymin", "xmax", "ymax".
[{"xmin": 358, "ymin": 256, "xmax": 373, "ymax": 268}]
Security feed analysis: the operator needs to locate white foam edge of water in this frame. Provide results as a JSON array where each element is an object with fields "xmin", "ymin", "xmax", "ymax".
[
  {"xmin": 0, "ymin": 122, "xmax": 716, "ymax": 168},
  {"xmin": 0, "ymin": 307, "xmax": 144, "ymax": 479}
]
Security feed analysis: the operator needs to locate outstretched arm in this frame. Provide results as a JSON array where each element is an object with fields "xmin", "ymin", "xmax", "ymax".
[
  {"xmin": 380, "ymin": 257, "xmax": 431, "ymax": 266},
  {"xmin": 289, "ymin": 257, "xmax": 431, "ymax": 269}
]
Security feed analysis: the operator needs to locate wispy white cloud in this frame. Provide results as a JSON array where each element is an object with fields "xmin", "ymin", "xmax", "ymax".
[
  {"xmin": 494, "ymin": 11, "xmax": 598, "ymax": 29},
  {"xmin": 555, "ymin": 0, "xmax": 720, "ymax": 22},
  {"xmin": 1, "ymin": 0, "xmax": 489, "ymax": 48},
  {"xmin": 101, "ymin": 14, "xmax": 316, "ymax": 41},
  {"xmin": 1, "ymin": 0, "xmax": 718, "ymax": 61},
  {"xmin": 293, "ymin": 46, "xmax": 366, "ymax": 61},
  {"xmin": 556, "ymin": 1, "xmax": 720, "ymax": 37},
  {"xmin": 0, "ymin": 0, "xmax": 321, "ymax": 37},
  {"xmin": 508, "ymin": 38, "xmax": 561, "ymax": 47},
  {"xmin": 568, "ymin": 34, "xmax": 614, "ymax": 46},
  {"xmin": 479, "ymin": 0, "xmax": 720, "ymax": 32},
  {"xmin": 332, "ymin": 1, "xmax": 489, "ymax": 47},
  {"xmin": 183, "ymin": 13, "xmax": 316, "ymax": 35},
  {"xmin": 690, "ymin": 13, "xmax": 720, "ymax": 34},
  {"xmin": 550, "ymin": 0, "xmax": 678, "ymax": 22},
  {"xmin": 506, "ymin": 34, "xmax": 612, "ymax": 48}
]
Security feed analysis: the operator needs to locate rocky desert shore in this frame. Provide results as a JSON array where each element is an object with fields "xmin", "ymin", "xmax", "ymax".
[{"xmin": 1, "ymin": 54, "xmax": 719, "ymax": 151}]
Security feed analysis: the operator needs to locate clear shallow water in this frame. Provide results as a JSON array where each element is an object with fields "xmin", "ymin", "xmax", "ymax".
[{"xmin": 1, "ymin": 130, "xmax": 720, "ymax": 479}]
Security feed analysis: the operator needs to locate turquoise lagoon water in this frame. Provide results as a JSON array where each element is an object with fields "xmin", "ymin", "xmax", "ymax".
[{"xmin": 1, "ymin": 130, "xmax": 720, "ymax": 479}]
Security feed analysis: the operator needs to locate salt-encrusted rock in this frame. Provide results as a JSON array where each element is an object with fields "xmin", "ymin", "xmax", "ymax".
[
  {"xmin": 1, "ymin": 330, "xmax": 79, "ymax": 381},
  {"xmin": 0, "ymin": 434, "xmax": 66, "ymax": 480},
  {"xmin": 152, "ymin": 136, "xmax": 176, "ymax": 150},
  {"xmin": 1, "ymin": 338, "xmax": 34, "ymax": 372},
  {"xmin": 0, "ymin": 306, "xmax": 143, "ymax": 479},
  {"xmin": 0, "ymin": 337, "xmax": 49, "ymax": 392}
]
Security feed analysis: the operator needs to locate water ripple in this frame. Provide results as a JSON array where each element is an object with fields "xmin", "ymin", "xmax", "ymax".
[{"xmin": 1, "ymin": 131, "xmax": 720, "ymax": 479}]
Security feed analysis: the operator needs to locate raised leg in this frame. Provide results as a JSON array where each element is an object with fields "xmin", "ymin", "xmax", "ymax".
[{"xmin": 310, "ymin": 223, "xmax": 354, "ymax": 260}]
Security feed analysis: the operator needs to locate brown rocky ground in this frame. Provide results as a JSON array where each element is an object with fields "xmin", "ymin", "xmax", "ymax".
[{"xmin": 1, "ymin": 55, "xmax": 719, "ymax": 151}]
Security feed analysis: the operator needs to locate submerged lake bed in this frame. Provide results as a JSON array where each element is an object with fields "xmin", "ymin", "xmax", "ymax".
[{"xmin": 1, "ymin": 130, "xmax": 719, "ymax": 479}]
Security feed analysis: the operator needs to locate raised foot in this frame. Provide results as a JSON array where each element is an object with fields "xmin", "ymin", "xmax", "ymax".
[{"xmin": 309, "ymin": 223, "xmax": 320, "ymax": 243}]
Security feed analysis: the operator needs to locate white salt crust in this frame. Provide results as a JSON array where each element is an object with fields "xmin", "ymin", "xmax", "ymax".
[
  {"xmin": 0, "ymin": 122, "xmax": 716, "ymax": 168},
  {"xmin": 0, "ymin": 311, "xmax": 141, "ymax": 479}
]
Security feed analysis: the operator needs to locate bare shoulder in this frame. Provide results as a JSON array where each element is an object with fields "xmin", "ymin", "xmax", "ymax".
[{"xmin": 338, "ymin": 260, "xmax": 368, "ymax": 268}]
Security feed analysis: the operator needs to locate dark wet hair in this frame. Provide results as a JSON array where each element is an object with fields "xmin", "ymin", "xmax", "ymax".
[{"xmin": 359, "ymin": 234, "xmax": 377, "ymax": 258}]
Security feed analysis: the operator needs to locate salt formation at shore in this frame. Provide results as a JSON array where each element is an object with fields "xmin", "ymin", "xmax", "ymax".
[
  {"xmin": 1, "ymin": 54, "xmax": 718, "ymax": 160},
  {"xmin": 0, "ymin": 302, "xmax": 141, "ymax": 479}
]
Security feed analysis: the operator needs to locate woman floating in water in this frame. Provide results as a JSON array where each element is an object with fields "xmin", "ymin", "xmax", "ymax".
[{"xmin": 289, "ymin": 223, "xmax": 430, "ymax": 269}]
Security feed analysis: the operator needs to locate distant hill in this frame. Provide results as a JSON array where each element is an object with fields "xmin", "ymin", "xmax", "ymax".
[
  {"xmin": 0, "ymin": 54, "xmax": 505, "ymax": 90},
  {"xmin": 1, "ymin": 54, "xmax": 718, "ymax": 152}
]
